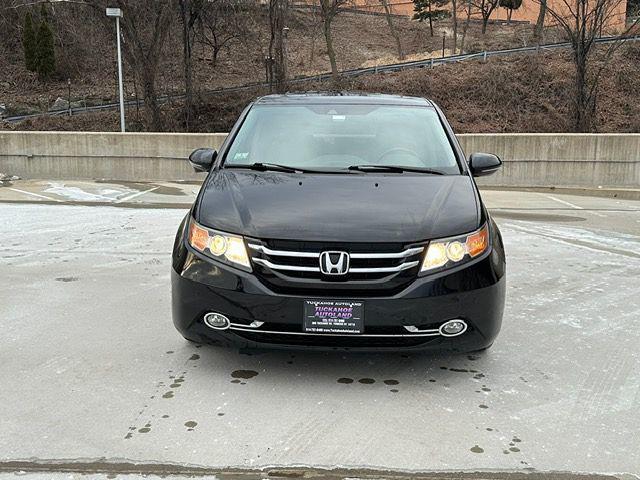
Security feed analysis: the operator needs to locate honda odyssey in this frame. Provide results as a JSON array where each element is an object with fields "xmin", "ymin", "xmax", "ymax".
[{"xmin": 171, "ymin": 93, "xmax": 506, "ymax": 352}]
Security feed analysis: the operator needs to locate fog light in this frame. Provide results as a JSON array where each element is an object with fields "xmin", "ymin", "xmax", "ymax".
[
  {"xmin": 439, "ymin": 319, "xmax": 467, "ymax": 337},
  {"xmin": 203, "ymin": 312, "xmax": 230, "ymax": 330}
]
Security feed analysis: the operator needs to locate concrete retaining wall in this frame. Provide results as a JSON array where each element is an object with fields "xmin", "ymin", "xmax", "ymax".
[
  {"xmin": 1, "ymin": 131, "xmax": 639, "ymax": 187},
  {"xmin": 0, "ymin": 131, "xmax": 226, "ymax": 182},
  {"xmin": 461, "ymin": 134, "xmax": 640, "ymax": 188}
]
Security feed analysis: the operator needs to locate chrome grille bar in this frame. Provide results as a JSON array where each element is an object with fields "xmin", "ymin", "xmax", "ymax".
[
  {"xmin": 350, "ymin": 261, "xmax": 419, "ymax": 273},
  {"xmin": 252, "ymin": 258, "xmax": 319, "ymax": 272},
  {"xmin": 247, "ymin": 244, "xmax": 319, "ymax": 258},
  {"xmin": 350, "ymin": 247, "xmax": 423, "ymax": 259},
  {"xmin": 252, "ymin": 258, "xmax": 420, "ymax": 273}
]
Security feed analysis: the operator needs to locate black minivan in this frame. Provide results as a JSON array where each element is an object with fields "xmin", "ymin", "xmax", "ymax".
[{"xmin": 172, "ymin": 93, "xmax": 506, "ymax": 352}]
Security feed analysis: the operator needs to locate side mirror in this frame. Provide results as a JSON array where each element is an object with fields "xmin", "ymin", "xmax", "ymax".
[
  {"xmin": 188, "ymin": 148, "xmax": 217, "ymax": 172},
  {"xmin": 469, "ymin": 153, "xmax": 502, "ymax": 177}
]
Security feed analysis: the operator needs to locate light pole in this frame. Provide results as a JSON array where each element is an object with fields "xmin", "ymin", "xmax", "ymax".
[{"xmin": 106, "ymin": 7, "xmax": 126, "ymax": 132}]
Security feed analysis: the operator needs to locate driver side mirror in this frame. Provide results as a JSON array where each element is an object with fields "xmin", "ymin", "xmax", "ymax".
[
  {"xmin": 188, "ymin": 148, "xmax": 217, "ymax": 173},
  {"xmin": 469, "ymin": 153, "xmax": 502, "ymax": 177}
]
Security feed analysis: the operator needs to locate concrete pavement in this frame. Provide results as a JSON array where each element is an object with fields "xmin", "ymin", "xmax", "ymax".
[{"xmin": 1, "ymin": 191, "xmax": 639, "ymax": 479}]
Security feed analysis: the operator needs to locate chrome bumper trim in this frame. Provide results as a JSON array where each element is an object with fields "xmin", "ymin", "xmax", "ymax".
[{"xmin": 228, "ymin": 325, "xmax": 442, "ymax": 337}]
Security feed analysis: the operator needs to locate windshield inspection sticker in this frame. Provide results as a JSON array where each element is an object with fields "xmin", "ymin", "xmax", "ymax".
[
  {"xmin": 303, "ymin": 299, "xmax": 364, "ymax": 334},
  {"xmin": 233, "ymin": 152, "xmax": 249, "ymax": 160}
]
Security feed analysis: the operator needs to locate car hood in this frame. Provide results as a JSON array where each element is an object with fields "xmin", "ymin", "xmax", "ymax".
[{"xmin": 197, "ymin": 170, "xmax": 480, "ymax": 243}]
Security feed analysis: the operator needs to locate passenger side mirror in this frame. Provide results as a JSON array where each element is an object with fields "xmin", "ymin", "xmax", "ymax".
[
  {"xmin": 469, "ymin": 153, "xmax": 502, "ymax": 177},
  {"xmin": 189, "ymin": 148, "xmax": 217, "ymax": 172}
]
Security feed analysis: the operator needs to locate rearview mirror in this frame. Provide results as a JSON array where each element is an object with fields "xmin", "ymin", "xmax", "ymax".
[
  {"xmin": 189, "ymin": 148, "xmax": 217, "ymax": 172},
  {"xmin": 469, "ymin": 153, "xmax": 502, "ymax": 177}
]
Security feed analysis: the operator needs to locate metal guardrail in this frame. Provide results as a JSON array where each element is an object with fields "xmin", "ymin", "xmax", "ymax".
[{"xmin": 4, "ymin": 34, "xmax": 639, "ymax": 124}]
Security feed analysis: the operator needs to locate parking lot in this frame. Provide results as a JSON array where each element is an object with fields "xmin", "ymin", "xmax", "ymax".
[{"xmin": 1, "ymin": 184, "xmax": 639, "ymax": 479}]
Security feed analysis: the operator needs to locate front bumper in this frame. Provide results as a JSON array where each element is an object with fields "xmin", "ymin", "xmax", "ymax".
[{"xmin": 171, "ymin": 240, "xmax": 506, "ymax": 352}]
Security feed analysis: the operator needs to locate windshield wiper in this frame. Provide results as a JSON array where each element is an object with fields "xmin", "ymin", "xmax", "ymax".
[
  {"xmin": 226, "ymin": 162, "xmax": 303, "ymax": 173},
  {"xmin": 226, "ymin": 162, "xmax": 351, "ymax": 174},
  {"xmin": 347, "ymin": 165, "xmax": 446, "ymax": 175}
]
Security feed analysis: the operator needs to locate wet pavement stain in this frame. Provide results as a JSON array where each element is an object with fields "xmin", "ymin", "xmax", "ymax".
[
  {"xmin": 162, "ymin": 415, "xmax": 169, "ymax": 418},
  {"xmin": 358, "ymin": 378, "xmax": 375, "ymax": 384},
  {"xmin": 383, "ymin": 379, "xmax": 399, "ymax": 385},
  {"xmin": 440, "ymin": 366, "xmax": 480, "ymax": 373},
  {"xmin": 184, "ymin": 420, "xmax": 198, "ymax": 431},
  {"xmin": 138, "ymin": 423, "xmax": 152, "ymax": 434},
  {"xmin": 217, "ymin": 412, "xmax": 225, "ymax": 416},
  {"xmin": 337, "ymin": 377, "xmax": 354, "ymax": 384},
  {"xmin": 189, "ymin": 354, "xmax": 200, "ymax": 361},
  {"xmin": 470, "ymin": 445, "xmax": 484, "ymax": 453},
  {"xmin": 390, "ymin": 389, "xmax": 399, "ymax": 393},
  {"xmin": 510, "ymin": 446, "xmax": 521, "ymax": 452},
  {"xmin": 162, "ymin": 391, "xmax": 174, "ymax": 399},
  {"xmin": 230, "ymin": 379, "xmax": 241, "ymax": 384},
  {"xmin": 55, "ymin": 276, "xmax": 79, "ymax": 282},
  {"xmin": 231, "ymin": 369, "xmax": 259, "ymax": 379},
  {"xmin": 478, "ymin": 404, "xmax": 489, "ymax": 409}
]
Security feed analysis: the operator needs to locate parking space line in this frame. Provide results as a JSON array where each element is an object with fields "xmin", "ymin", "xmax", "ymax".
[
  {"xmin": 8, "ymin": 188, "xmax": 63, "ymax": 202},
  {"xmin": 545, "ymin": 195, "xmax": 584, "ymax": 209},
  {"xmin": 545, "ymin": 194, "xmax": 606, "ymax": 217},
  {"xmin": 114, "ymin": 186, "xmax": 160, "ymax": 204}
]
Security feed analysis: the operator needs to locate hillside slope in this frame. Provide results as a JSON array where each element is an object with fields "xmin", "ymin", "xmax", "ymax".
[
  {"xmin": 6, "ymin": 44, "xmax": 639, "ymax": 134},
  {"xmin": 0, "ymin": 6, "xmax": 538, "ymax": 118}
]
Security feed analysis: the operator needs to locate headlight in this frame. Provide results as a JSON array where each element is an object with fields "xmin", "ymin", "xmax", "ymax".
[
  {"xmin": 187, "ymin": 219, "xmax": 251, "ymax": 271},
  {"xmin": 421, "ymin": 223, "xmax": 489, "ymax": 274}
]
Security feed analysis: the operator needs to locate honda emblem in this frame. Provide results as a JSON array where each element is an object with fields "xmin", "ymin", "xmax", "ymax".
[{"xmin": 319, "ymin": 251, "xmax": 350, "ymax": 275}]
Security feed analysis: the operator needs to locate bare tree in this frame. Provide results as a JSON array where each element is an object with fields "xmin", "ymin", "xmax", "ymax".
[
  {"xmin": 538, "ymin": 0, "xmax": 639, "ymax": 131},
  {"xmin": 119, "ymin": 0, "xmax": 174, "ymax": 131},
  {"xmin": 268, "ymin": 0, "xmax": 289, "ymax": 92},
  {"xmin": 198, "ymin": 0, "xmax": 252, "ymax": 67},
  {"xmin": 178, "ymin": 0, "xmax": 206, "ymax": 129},
  {"xmin": 318, "ymin": 0, "xmax": 350, "ymax": 79},
  {"xmin": 534, "ymin": 0, "xmax": 547, "ymax": 41},
  {"xmin": 450, "ymin": 0, "xmax": 458, "ymax": 54},
  {"xmin": 458, "ymin": 0, "xmax": 472, "ymax": 52},
  {"xmin": 471, "ymin": 0, "xmax": 499, "ymax": 33},
  {"xmin": 380, "ymin": 0, "xmax": 404, "ymax": 59}
]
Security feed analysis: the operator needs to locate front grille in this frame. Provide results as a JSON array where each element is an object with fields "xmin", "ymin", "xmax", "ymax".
[{"xmin": 247, "ymin": 239, "xmax": 425, "ymax": 296}]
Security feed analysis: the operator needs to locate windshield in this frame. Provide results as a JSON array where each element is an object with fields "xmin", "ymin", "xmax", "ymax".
[{"xmin": 223, "ymin": 104, "xmax": 461, "ymax": 174}]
